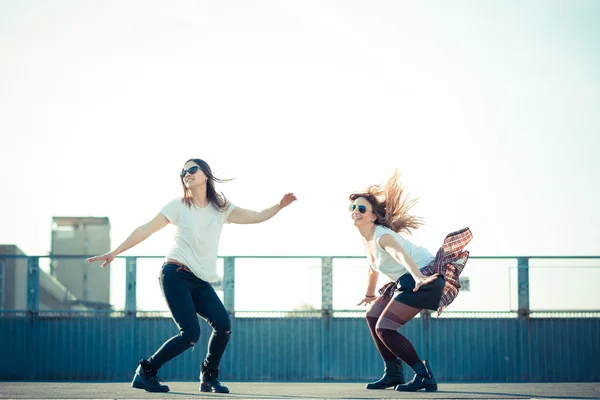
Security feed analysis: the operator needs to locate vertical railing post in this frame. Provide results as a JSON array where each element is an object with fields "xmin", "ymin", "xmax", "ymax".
[
  {"xmin": 517, "ymin": 257, "xmax": 531, "ymax": 381},
  {"xmin": 0, "ymin": 259, "xmax": 5, "ymax": 309},
  {"xmin": 421, "ymin": 309, "xmax": 431, "ymax": 361},
  {"xmin": 321, "ymin": 256, "xmax": 333, "ymax": 379},
  {"xmin": 27, "ymin": 256, "xmax": 40, "ymax": 315},
  {"xmin": 517, "ymin": 257, "xmax": 530, "ymax": 316},
  {"xmin": 125, "ymin": 257, "xmax": 137, "ymax": 317},
  {"xmin": 26, "ymin": 256, "xmax": 40, "ymax": 380},
  {"xmin": 223, "ymin": 257, "xmax": 235, "ymax": 314},
  {"xmin": 321, "ymin": 257, "xmax": 333, "ymax": 314}
]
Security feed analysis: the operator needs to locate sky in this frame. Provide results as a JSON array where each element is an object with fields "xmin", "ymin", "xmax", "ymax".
[{"xmin": 1, "ymin": 1, "xmax": 599, "ymax": 311}]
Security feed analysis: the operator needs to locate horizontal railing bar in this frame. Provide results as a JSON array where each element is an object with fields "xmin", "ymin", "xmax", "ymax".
[
  {"xmin": 1, "ymin": 309, "xmax": 598, "ymax": 314},
  {"xmin": 1, "ymin": 255, "xmax": 600, "ymax": 259}
]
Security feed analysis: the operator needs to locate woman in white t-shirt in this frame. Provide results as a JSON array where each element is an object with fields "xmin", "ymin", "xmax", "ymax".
[
  {"xmin": 87, "ymin": 158, "xmax": 296, "ymax": 394},
  {"xmin": 352, "ymin": 169, "xmax": 472, "ymax": 393}
]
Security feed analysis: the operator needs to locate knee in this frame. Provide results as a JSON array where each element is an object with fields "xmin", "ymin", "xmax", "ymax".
[
  {"xmin": 366, "ymin": 315, "xmax": 378, "ymax": 330},
  {"xmin": 365, "ymin": 304, "xmax": 376, "ymax": 318},
  {"xmin": 375, "ymin": 326, "xmax": 386, "ymax": 340},
  {"xmin": 375, "ymin": 317, "xmax": 402, "ymax": 337},
  {"xmin": 181, "ymin": 326, "xmax": 200, "ymax": 344},
  {"xmin": 212, "ymin": 317, "xmax": 231, "ymax": 334},
  {"xmin": 216, "ymin": 323, "xmax": 231, "ymax": 335},
  {"xmin": 375, "ymin": 318, "xmax": 397, "ymax": 339},
  {"xmin": 214, "ymin": 327, "xmax": 231, "ymax": 340}
]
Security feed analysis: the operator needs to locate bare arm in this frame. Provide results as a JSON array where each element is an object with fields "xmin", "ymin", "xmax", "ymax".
[
  {"xmin": 378, "ymin": 234, "xmax": 438, "ymax": 291},
  {"xmin": 227, "ymin": 193, "xmax": 297, "ymax": 224},
  {"xmin": 86, "ymin": 213, "xmax": 169, "ymax": 268},
  {"xmin": 365, "ymin": 266, "xmax": 379, "ymax": 297},
  {"xmin": 357, "ymin": 266, "xmax": 380, "ymax": 306}
]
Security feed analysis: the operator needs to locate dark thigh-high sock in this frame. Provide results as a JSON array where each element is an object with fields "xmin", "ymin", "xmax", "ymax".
[
  {"xmin": 374, "ymin": 301, "xmax": 422, "ymax": 366},
  {"xmin": 365, "ymin": 296, "xmax": 396, "ymax": 361}
]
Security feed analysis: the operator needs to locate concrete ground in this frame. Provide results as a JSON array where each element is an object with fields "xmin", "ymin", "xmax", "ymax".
[{"xmin": 0, "ymin": 382, "xmax": 599, "ymax": 399}]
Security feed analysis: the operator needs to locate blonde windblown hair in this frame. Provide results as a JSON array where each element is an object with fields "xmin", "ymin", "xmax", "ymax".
[{"xmin": 349, "ymin": 169, "xmax": 423, "ymax": 234}]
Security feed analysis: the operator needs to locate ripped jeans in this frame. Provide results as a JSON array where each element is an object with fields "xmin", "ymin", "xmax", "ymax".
[{"xmin": 147, "ymin": 263, "xmax": 231, "ymax": 374}]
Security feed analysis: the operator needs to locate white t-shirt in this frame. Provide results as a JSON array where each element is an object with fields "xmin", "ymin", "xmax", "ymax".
[
  {"xmin": 160, "ymin": 197, "xmax": 236, "ymax": 282},
  {"xmin": 367, "ymin": 225, "xmax": 435, "ymax": 282}
]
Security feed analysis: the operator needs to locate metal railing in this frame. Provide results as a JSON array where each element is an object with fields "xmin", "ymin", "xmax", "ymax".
[
  {"xmin": 1, "ymin": 255, "xmax": 599, "ymax": 382},
  {"xmin": 1, "ymin": 254, "xmax": 599, "ymax": 314}
]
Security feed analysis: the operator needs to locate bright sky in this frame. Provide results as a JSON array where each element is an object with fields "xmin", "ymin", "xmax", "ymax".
[{"xmin": 2, "ymin": 1, "xmax": 599, "ymax": 311}]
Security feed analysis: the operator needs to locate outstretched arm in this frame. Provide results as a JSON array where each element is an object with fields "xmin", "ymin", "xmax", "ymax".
[
  {"xmin": 378, "ymin": 234, "xmax": 439, "ymax": 292},
  {"xmin": 86, "ymin": 213, "xmax": 169, "ymax": 268},
  {"xmin": 227, "ymin": 193, "xmax": 297, "ymax": 224}
]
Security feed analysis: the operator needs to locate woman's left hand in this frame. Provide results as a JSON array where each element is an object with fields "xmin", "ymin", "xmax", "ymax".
[
  {"xmin": 413, "ymin": 273, "xmax": 439, "ymax": 292},
  {"xmin": 357, "ymin": 296, "xmax": 378, "ymax": 306},
  {"xmin": 279, "ymin": 193, "xmax": 297, "ymax": 208}
]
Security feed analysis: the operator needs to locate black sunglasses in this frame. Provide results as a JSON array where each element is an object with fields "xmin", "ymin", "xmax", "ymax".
[
  {"xmin": 349, "ymin": 204, "xmax": 367, "ymax": 214},
  {"xmin": 180, "ymin": 165, "xmax": 201, "ymax": 178}
]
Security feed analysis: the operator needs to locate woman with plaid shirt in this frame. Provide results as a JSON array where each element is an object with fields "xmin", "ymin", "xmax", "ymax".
[{"xmin": 351, "ymin": 170, "xmax": 472, "ymax": 392}]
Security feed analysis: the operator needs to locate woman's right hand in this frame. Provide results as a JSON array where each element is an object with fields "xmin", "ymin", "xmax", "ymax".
[
  {"xmin": 357, "ymin": 296, "xmax": 377, "ymax": 306},
  {"xmin": 413, "ymin": 273, "xmax": 439, "ymax": 292},
  {"xmin": 86, "ymin": 252, "xmax": 116, "ymax": 268}
]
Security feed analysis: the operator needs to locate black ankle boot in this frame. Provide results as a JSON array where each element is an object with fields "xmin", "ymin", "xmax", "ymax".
[
  {"xmin": 200, "ymin": 363, "xmax": 229, "ymax": 393},
  {"xmin": 366, "ymin": 359, "xmax": 405, "ymax": 389},
  {"xmin": 395, "ymin": 360, "xmax": 437, "ymax": 392},
  {"xmin": 131, "ymin": 359, "xmax": 170, "ymax": 393}
]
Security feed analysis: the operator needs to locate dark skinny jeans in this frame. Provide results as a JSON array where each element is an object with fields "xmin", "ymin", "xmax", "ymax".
[{"xmin": 147, "ymin": 263, "xmax": 231, "ymax": 374}]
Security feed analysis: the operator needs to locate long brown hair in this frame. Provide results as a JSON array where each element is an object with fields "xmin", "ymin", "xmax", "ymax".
[
  {"xmin": 180, "ymin": 158, "xmax": 233, "ymax": 211},
  {"xmin": 349, "ymin": 169, "xmax": 423, "ymax": 234}
]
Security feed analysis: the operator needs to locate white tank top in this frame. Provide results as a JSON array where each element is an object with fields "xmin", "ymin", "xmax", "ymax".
[{"xmin": 367, "ymin": 225, "xmax": 435, "ymax": 282}]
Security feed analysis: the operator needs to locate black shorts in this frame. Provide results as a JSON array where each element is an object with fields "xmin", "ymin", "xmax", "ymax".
[{"xmin": 393, "ymin": 273, "xmax": 445, "ymax": 311}]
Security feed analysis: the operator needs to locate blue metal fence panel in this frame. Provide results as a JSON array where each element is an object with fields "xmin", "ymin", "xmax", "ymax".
[
  {"xmin": 529, "ymin": 317, "xmax": 600, "ymax": 382},
  {"xmin": 2, "ymin": 255, "xmax": 600, "ymax": 382},
  {"xmin": 429, "ymin": 316, "xmax": 523, "ymax": 382},
  {"xmin": 0, "ymin": 313, "xmax": 29, "ymax": 379},
  {"xmin": 1, "ymin": 312, "xmax": 599, "ymax": 382},
  {"xmin": 228, "ymin": 316, "xmax": 324, "ymax": 380}
]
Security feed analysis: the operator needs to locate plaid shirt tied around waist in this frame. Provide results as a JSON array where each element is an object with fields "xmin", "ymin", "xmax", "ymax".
[{"xmin": 378, "ymin": 227, "xmax": 473, "ymax": 316}]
